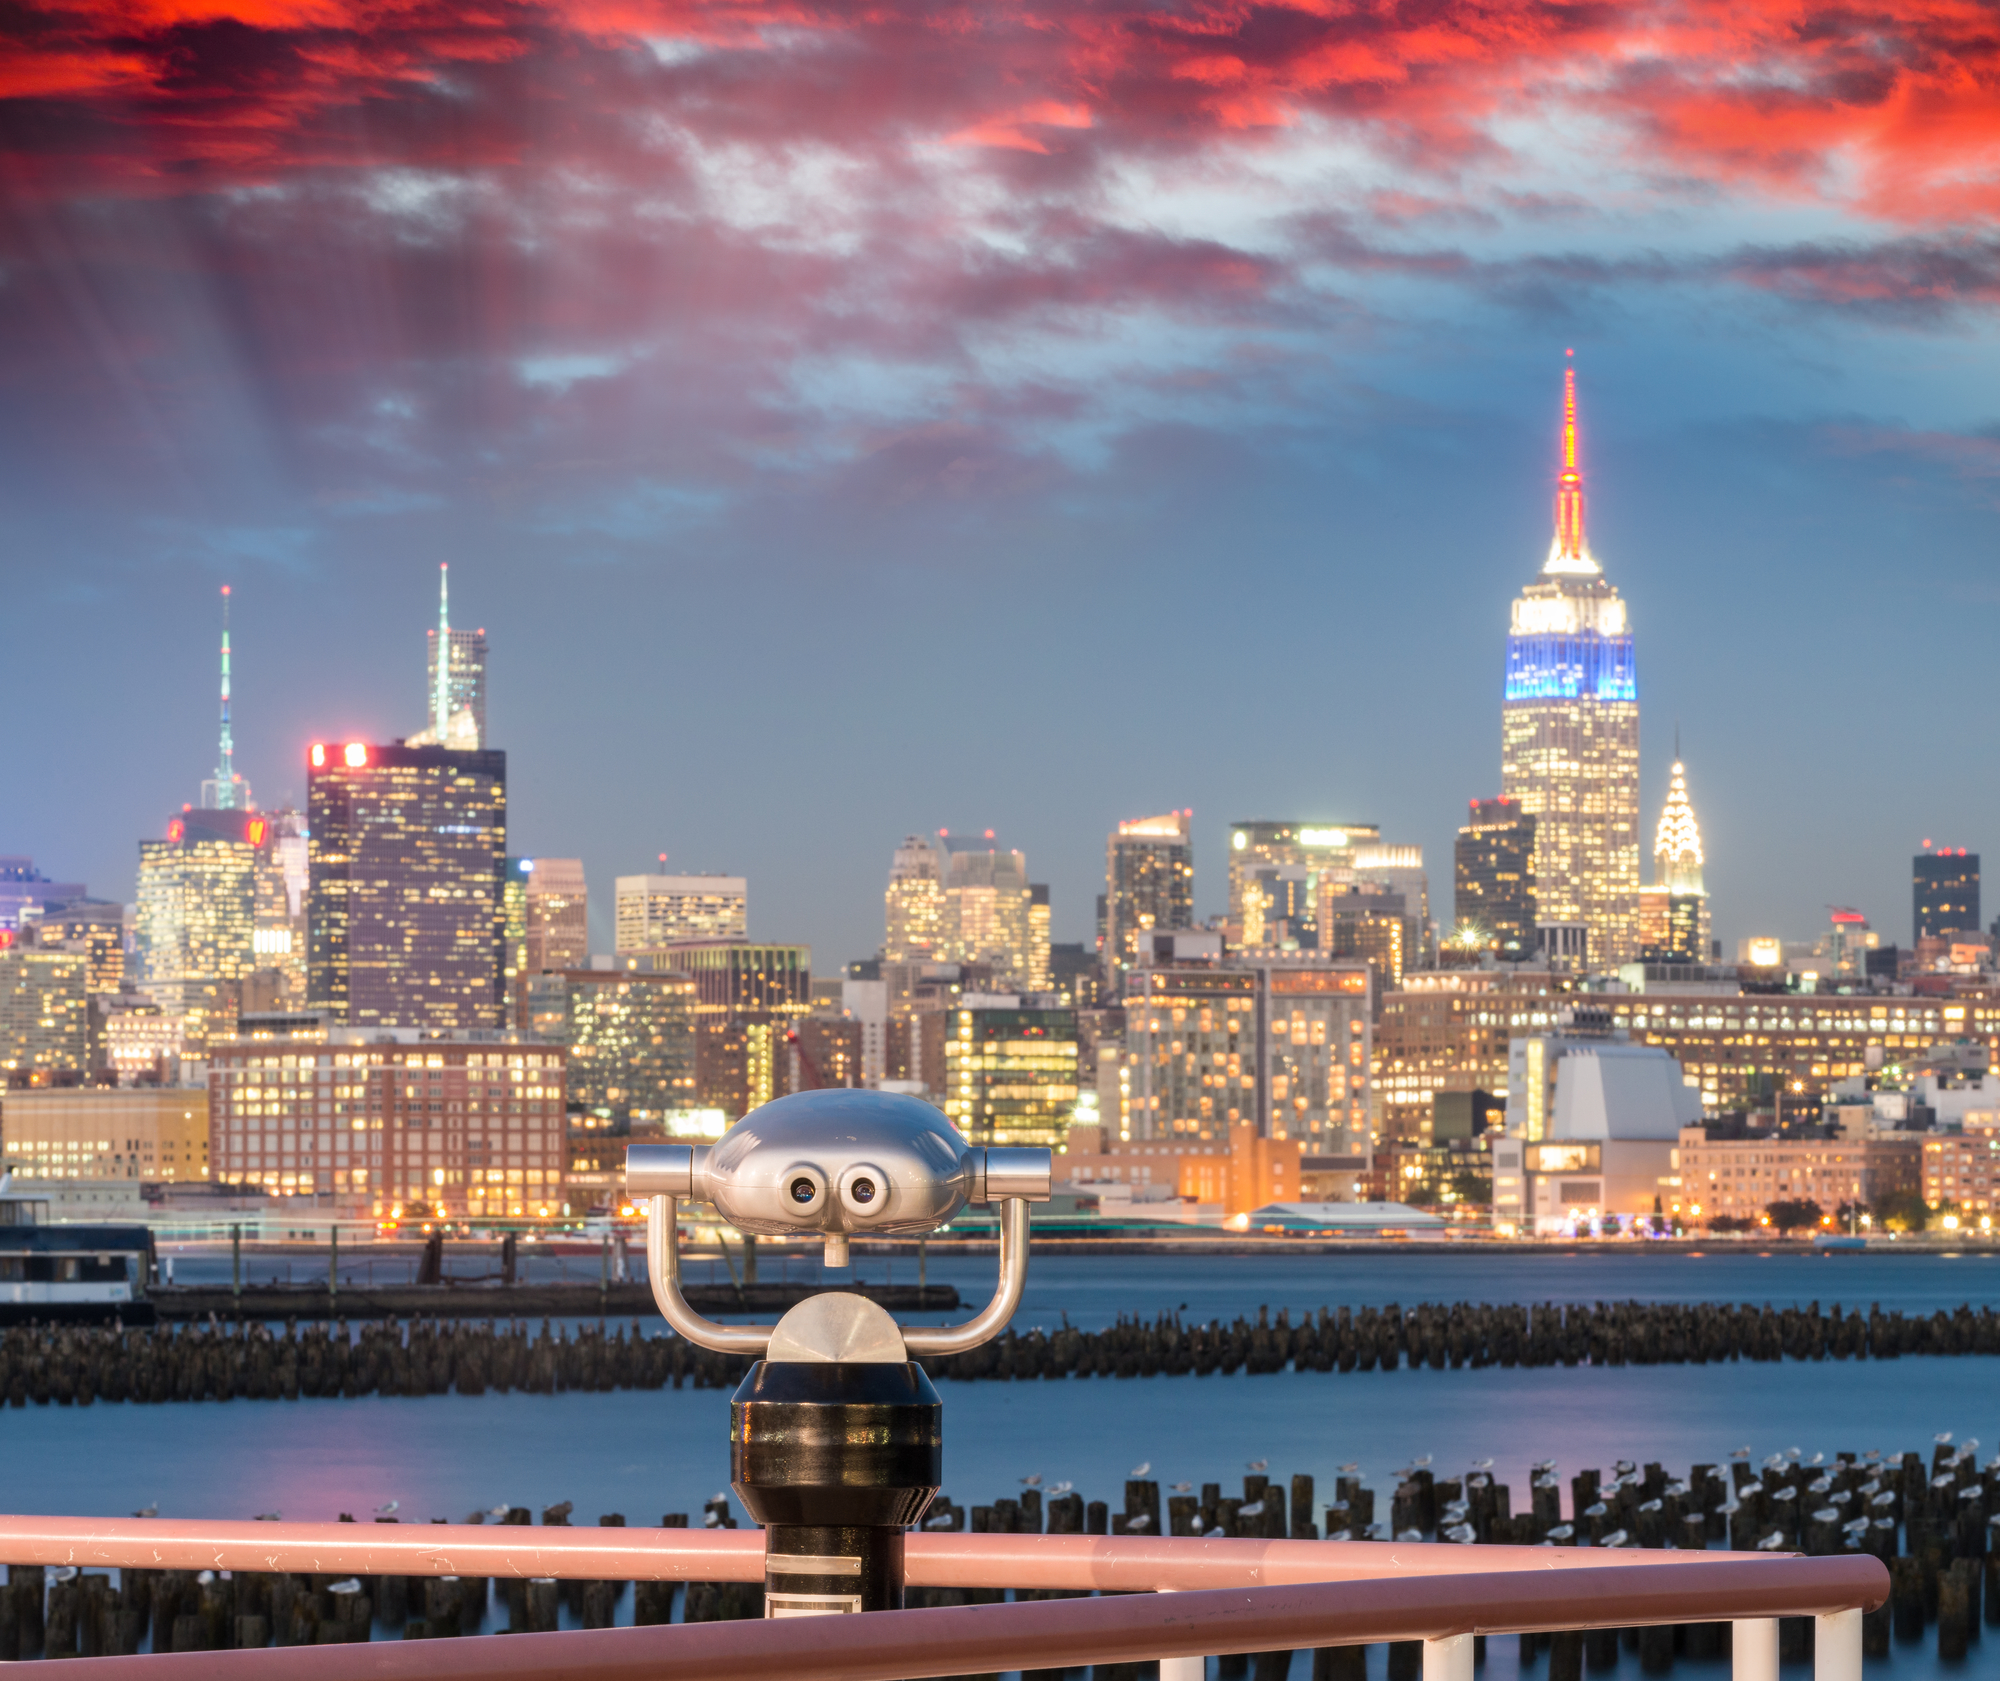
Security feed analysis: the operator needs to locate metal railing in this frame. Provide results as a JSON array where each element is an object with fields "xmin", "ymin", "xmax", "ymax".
[{"xmin": 5, "ymin": 1517, "xmax": 1885, "ymax": 1681}]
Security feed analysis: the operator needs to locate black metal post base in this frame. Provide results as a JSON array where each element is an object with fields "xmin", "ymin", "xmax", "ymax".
[
  {"xmin": 731, "ymin": 1359, "xmax": 942, "ymax": 1619},
  {"xmin": 764, "ymin": 1524, "xmax": 906, "ymax": 1615}
]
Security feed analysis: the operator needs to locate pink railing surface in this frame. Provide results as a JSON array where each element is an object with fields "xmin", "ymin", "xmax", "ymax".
[{"xmin": 4, "ymin": 1517, "xmax": 1887, "ymax": 1681}]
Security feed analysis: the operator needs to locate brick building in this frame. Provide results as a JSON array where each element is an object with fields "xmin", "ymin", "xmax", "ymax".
[
  {"xmin": 209, "ymin": 1028, "xmax": 567, "ymax": 1219},
  {"xmin": 1676, "ymin": 1127, "xmax": 1921, "ymax": 1227}
]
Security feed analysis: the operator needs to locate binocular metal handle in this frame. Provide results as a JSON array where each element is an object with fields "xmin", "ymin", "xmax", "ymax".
[{"xmin": 643, "ymin": 1194, "xmax": 1030, "ymax": 1359}]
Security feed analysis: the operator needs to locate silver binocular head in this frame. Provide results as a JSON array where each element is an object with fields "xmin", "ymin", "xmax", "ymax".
[
  {"xmin": 627, "ymin": 1088, "xmax": 1053, "ymax": 1359},
  {"xmin": 627, "ymin": 1088, "xmax": 1051, "ymax": 1248}
]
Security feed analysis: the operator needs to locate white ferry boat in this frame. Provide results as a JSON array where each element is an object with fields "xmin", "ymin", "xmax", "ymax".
[{"xmin": 0, "ymin": 1173, "xmax": 157, "ymax": 1324}]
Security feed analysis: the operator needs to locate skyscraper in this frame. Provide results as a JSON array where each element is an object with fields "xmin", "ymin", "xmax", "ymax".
[
  {"xmin": 1914, "ymin": 847, "xmax": 1980, "ymax": 943},
  {"xmin": 306, "ymin": 740, "xmax": 508, "ymax": 1031},
  {"xmin": 883, "ymin": 835, "xmax": 947, "ymax": 962},
  {"xmin": 1453, "ymin": 798, "xmax": 1536, "ymax": 957},
  {"xmin": 615, "ymin": 873, "xmax": 747, "ymax": 949},
  {"xmin": 135, "ymin": 810, "xmax": 263, "ymax": 988},
  {"xmin": 1500, "ymin": 358, "xmax": 1639, "ymax": 967},
  {"xmin": 1027, "ymin": 884, "xmax": 1052, "ymax": 992},
  {"xmin": 414, "ymin": 564, "xmax": 488, "ymax": 749},
  {"xmin": 942, "ymin": 841, "xmax": 1034, "ymax": 986},
  {"xmin": 1227, "ymin": 821, "xmax": 1380, "ymax": 940},
  {"xmin": 1644, "ymin": 756, "xmax": 1710, "ymax": 962},
  {"xmin": 523, "ymin": 858, "xmax": 589, "ymax": 974},
  {"xmin": 1104, "ymin": 812, "xmax": 1193, "ymax": 983}
]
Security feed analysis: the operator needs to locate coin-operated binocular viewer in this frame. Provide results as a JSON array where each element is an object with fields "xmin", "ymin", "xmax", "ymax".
[{"xmin": 627, "ymin": 1088, "xmax": 1051, "ymax": 1616}]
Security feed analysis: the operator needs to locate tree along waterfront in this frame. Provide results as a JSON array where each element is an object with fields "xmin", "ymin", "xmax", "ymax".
[{"xmin": 8, "ymin": 1296, "xmax": 2000, "ymax": 1405}]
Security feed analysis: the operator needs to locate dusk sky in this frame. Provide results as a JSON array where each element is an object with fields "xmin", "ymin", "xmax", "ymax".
[{"xmin": 3, "ymin": 0, "xmax": 1997, "ymax": 964}]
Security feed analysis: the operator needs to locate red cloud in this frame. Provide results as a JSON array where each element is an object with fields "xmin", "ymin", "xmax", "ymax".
[{"xmin": 4, "ymin": 0, "xmax": 1996, "ymax": 224}]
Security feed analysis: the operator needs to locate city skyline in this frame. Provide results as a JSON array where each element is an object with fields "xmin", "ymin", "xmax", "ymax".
[
  {"xmin": 10, "ymin": 465, "xmax": 1993, "ymax": 970},
  {"xmin": 15, "ymin": 356, "xmax": 1989, "ymax": 971}
]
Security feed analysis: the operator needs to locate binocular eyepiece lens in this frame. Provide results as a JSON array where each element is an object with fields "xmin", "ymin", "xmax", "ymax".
[
  {"xmin": 789, "ymin": 1177, "xmax": 818, "ymax": 1205},
  {"xmin": 850, "ymin": 1177, "xmax": 877, "ymax": 1205}
]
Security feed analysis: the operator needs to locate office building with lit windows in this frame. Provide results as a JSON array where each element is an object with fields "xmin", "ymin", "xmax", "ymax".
[
  {"xmin": 525, "ymin": 968, "xmax": 695, "ymax": 1123},
  {"xmin": 1453, "ymin": 799, "xmax": 1536, "ymax": 956},
  {"xmin": 1318, "ymin": 884, "xmax": 1408, "ymax": 987},
  {"xmin": 943, "ymin": 1005, "xmax": 1079, "ymax": 1148},
  {"xmin": 884, "ymin": 836, "xmax": 947, "ymax": 962},
  {"xmin": 1377, "ymin": 981, "xmax": 1988, "ymax": 1129},
  {"xmin": 37, "ymin": 900, "xmax": 126, "ymax": 995},
  {"xmin": 1915, "ymin": 848, "xmax": 1980, "ymax": 942},
  {"xmin": 617, "ymin": 940, "xmax": 810, "ymax": 1120},
  {"xmin": 1121, "ymin": 956, "xmax": 1371, "ymax": 1154},
  {"xmin": 1500, "ymin": 361, "xmax": 1640, "ymax": 968},
  {"xmin": 943, "ymin": 843, "xmax": 1035, "ymax": 987},
  {"xmin": 306, "ymin": 742, "xmax": 508, "ymax": 1032},
  {"xmin": 1, "ymin": 1086, "xmax": 209, "ymax": 1184},
  {"xmin": 208, "ymin": 1028, "xmax": 566, "ymax": 1219},
  {"xmin": 0, "ymin": 945, "xmax": 89, "ymax": 1080},
  {"xmin": 615, "ymin": 874, "xmax": 747, "ymax": 951},
  {"xmin": 1028, "ymin": 885, "xmax": 1052, "ymax": 992},
  {"xmin": 1104, "ymin": 813, "xmax": 1193, "ymax": 983},
  {"xmin": 251, "ymin": 808, "xmax": 309, "ymax": 1007},
  {"xmin": 523, "ymin": 859, "xmax": 589, "ymax": 975},
  {"xmin": 1227, "ymin": 822, "xmax": 1378, "ymax": 944},
  {"xmin": 136, "ymin": 810, "xmax": 266, "ymax": 990}
]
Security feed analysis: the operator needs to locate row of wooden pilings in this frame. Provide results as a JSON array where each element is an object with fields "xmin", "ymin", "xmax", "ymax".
[{"xmin": 7, "ymin": 1296, "xmax": 2000, "ymax": 1406}]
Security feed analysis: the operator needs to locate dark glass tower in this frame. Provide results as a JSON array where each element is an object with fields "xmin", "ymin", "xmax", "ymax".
[
  {"xmin": 1454, "ymin": 798, "xmax": 1537, "ymax": 957},
  {"xmin": 1914, "ymin": 849, "xmax": 1980, "ymax": 943},
  {"xmin": 307, "ymin": 742, "xmax": 507, "ymax": 1030}
]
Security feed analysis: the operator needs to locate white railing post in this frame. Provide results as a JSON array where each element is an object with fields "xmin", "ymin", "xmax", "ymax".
[
  {"xmin": 1424, "ymin": 1631, "xmax": 1474, "ymax": 1681},
  {"xmin": 1155, "ymin": 1586, "xmax": 1205, "ymax": 1681},
  {"xmin": 1813, "ymin": 1608, "xmax": 1861, "ymax": 1681},
  {"xmin": 1734, "ymin": 1617, "xmax": 1779, "ymax": 1681}
]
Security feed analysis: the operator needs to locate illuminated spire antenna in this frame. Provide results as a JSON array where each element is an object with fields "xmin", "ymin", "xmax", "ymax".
[
  {"xmin": 215, "ymin": 585, "xmax": 238, "ymax": 810},
  {"xmin": 434, "ymin": 563, "xmax": 451, "ymax": 739},
  {"xmin": 1543, "ymin": 349, "xmax": 1600, "ymax": 577}
]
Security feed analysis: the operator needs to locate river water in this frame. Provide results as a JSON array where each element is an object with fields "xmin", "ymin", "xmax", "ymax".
[{"xmin": 12, "ymin": 1247, "xmax": 1996, "ymax": 1677}]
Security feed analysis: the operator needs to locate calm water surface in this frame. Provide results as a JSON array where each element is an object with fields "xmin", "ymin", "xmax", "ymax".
[{"xmin": 21, "ymin": 1248, "xmax": 1996, "ymax": 1677}]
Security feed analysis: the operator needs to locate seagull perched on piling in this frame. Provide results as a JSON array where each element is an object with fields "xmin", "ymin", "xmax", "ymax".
[
  {"xmin": 1170, "ymin": 1482, "xmax": 1193, "ymax": 1494},
  {"xmin": 1048, "ymin": 1481, "xmax": 1073, "ymax": 1497}
]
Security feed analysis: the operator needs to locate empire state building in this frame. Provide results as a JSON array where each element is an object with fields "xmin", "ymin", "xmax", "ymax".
[{"xmin": 1500, "ymin": 358, "xmax": 1640, "ymax": 967}]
